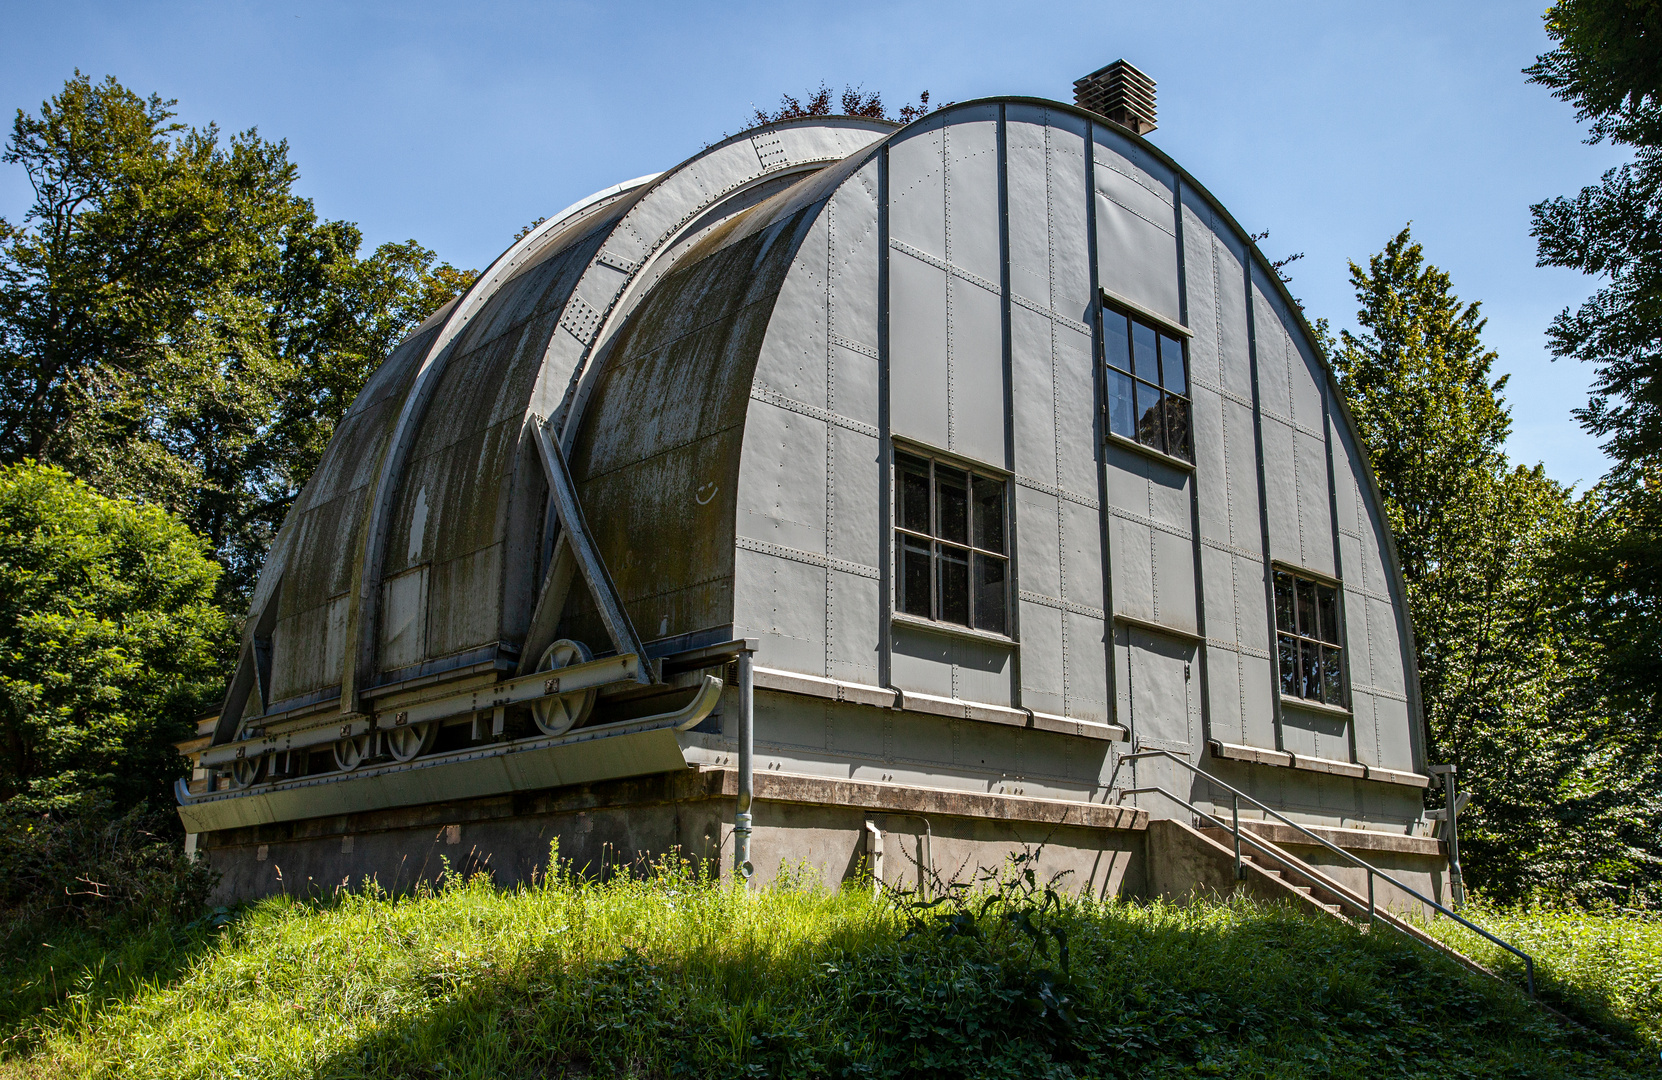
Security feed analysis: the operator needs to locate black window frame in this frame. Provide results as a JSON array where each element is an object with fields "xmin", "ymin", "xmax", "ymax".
[
  {"xmin": 894, "ymin": 448, "xmax": 1011, "ymax": 636},
  {"xmin": 1273, "ymin": 567, "xmax": 1347, "ymax": 708},
  {"xmin": 1102, "ymin": 304, "xmax": 1193, "ymax": 463}
]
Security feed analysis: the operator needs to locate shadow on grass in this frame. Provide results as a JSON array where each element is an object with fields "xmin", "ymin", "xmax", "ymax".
[
  {"xmin": 0, "ymin": 907, "xmax": 237, "ymax": 1058},
  {"xmin": 296, "ymin": 895, "xmax": 1655, "ymax": 1080}
]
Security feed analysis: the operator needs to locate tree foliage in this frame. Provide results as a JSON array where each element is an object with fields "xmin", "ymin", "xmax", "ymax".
[
  {"xmin": 1330, "ymin": 227, "xmax": 1657, "ymax": 903},
  {"xmin": 0, "ymin": 461, "xmax": 232, "ymax": 813},
  {"xmin": 752, "ymin": 83, "xmax": 940, "ymax": 127},
  {"xmin": 1522, "ymin": 0, "xmax": 1662, "ymax": 901},
  {"xmin": 0, "ymin": 73, "xmax": 475, "ymax": 603}
]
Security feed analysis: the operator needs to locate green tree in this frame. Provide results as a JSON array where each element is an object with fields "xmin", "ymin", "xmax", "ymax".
[
  {"xmin": 1525, "ymin": 0, "xmax": 1662, "ymax": 900},
  {"xmin": 1328, "ymin": 227, "xmax": 1629, "ymax": 902},
  {"xmin": 0, "ymin": 461, "xmax": 231, "ymax": 812},
  {"xmin": 0, "ymin": 73, "xmax": 475, "ymax": 602}
]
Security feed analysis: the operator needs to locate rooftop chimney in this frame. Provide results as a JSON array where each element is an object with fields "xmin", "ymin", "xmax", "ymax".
[{"xmin": 1073, "ymin": 60, "xmax": 1157, "ymax": 135}]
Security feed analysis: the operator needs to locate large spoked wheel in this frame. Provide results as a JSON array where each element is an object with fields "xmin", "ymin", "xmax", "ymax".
[
  {"xmin": 532, "ymin": 639, "xmax": 597, "ymax": 737},
  {"xmin": 333, "ymin": 732, "xmax": 374, "ymax": 772},
  {"xmin": 228, "ymin": 753, "xmax": 267, "ymax": 790},
  {"xmin": 384, "ymin": 719, "xmax": 438, "ymax": 762}
]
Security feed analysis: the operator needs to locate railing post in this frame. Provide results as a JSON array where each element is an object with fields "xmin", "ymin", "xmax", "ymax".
[
  {"xmin": 1232, "ymin": 794, "xmax": 1244, "ymax": 880},
  {"xmin": 734, "ymin": 646, "xmax": 755, "ymax": 887},
  {"xmin": 1367, "ymin": 872, "xmax": 1375, "ymax": 927}
]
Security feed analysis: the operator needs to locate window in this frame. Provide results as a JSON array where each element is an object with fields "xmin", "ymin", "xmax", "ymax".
[
  {"xmin": 1274, "ymin": 569, "xmax": 1345, "ymax": 707},
  {"xmin": 1104, "ymin": 308, "xmax": 1192, "ymax": 461},
  {"xmin": 896, "ymin": 451, "xmax": 1008, "ymax": 634}
]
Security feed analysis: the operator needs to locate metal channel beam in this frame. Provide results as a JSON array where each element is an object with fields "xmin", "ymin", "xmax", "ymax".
[
  {"xmin": 200, "ymin": 652, "xmax": 641, "ymax": 768},
  {"xmin": 179, "ymin": 675, "xmax": 721, "ymax": 833},
  {"xmin": 532, "ymin": 419, "xmax": 654, "ymax": 682}
]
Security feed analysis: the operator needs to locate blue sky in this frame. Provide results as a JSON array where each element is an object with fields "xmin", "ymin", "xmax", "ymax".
[{"xmin": 1, "ymin": 0, "xmax": 1629, "ymax": 488}]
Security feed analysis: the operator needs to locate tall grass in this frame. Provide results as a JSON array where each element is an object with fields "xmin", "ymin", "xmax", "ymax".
[
  {"xmin": 1419, "ymin": 898, "xmax": 1662, "ymax": 1048},
  {"xmin": 1, "ymin": 852, "xmax": 1652, "ymax": 1079}
]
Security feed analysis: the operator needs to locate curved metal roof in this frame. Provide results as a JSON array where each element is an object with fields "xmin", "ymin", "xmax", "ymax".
[{"xmin": 214, "ymin": 98, "xmax": 1420, "ymax": 765}]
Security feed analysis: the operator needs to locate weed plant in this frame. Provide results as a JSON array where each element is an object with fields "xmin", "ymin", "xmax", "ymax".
[
  {"xmin": 0, "ymin": 849, "xmax": 1652, "ymax": 1079},
  {"xmin": 1418, "ymin": 897, "xmax": 1662, "ymax": 1049}
]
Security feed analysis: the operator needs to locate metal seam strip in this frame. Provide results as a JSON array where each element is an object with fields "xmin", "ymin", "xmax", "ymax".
[
  {"xmin": 736, "ymin": 535, "xmax": 880, "ymax": 579},
  {"xmin": 1094, "ymin": 155, "xmax": 1176, "ymax": 207},
  {"xmin": 1206, "ymin": 639, "xmax": 1273, "ymax": 661},
  {"xmin": 1199, "ymin": 536, "xmax": 1265, "ymax": 563},
  {"xmin": 1108, "ymin": 504, "xmax": 1192, "ymax": 541},
  {"xmin": 1009, "ymin": 290, "xmax": 1093, "ymax": 337},
  {"xmin": 1189, "ymin": 374, "xmax": 1255, "ymax": 411},
  {"xmin": 1097, "ymin": 187, "xmax": 1177, "ymax": 238},
  {"xmin": 1018, "ymin": 589, "xmax": 1106, "ymax": 621},
  {"xmin": 749, "ymin": 386, "xmax": 879, "ymax": 438},
  {"xmin": 829, "ymin": 333, "xmax": 880, "ymax": 360},
  {"xmin": 887, "ymin": 237, "xmax": 1003, "ymax": 295},
  {"xmin": 1261, "ymin": 406, "xmax": 1327, "ymax": 443},
  {"xmin": 1349, "ymin": 682, "xmax": 1409, "ymax": 703},
  {"xmin": 1014, "ymin": 474, "xmax": 1100, "ymax": 511}
]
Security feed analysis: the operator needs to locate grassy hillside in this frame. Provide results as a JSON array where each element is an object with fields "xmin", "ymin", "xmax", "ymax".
[{"xmin": 0, "ymin": 856, "xmax": 1655, "ymax": 1079}]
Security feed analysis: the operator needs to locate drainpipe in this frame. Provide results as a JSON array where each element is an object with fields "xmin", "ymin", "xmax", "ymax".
[
  {"xmin": 1429, "ymin": 764, "xmax": 1467, "ymax": 909},
  {"xmin": 733, "ymin": 644, "xmax": 756, "ymax": 886}
]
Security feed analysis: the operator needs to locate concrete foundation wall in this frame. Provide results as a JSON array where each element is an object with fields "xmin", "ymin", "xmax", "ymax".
[{"xmin": 198, "ymin": 767, "xmax": 1148, "ymax": 905}]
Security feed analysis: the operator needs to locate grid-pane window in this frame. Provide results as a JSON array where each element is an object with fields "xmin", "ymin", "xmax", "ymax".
[
  {"xmin": 1104, "ymin": 308, "xmax": 1191, "ymax": 461},
  {"xmin": 1273, "ymin": 569, "xmax": 1345, "ymax": 706},
  {"xmin": 896, "ymin": 451, "xmax": 1008, "ymax": 634}
]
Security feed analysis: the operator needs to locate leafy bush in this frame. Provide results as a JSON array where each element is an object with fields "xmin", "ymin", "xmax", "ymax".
[
  {"xmin": 0, "ymin": 799, "xmax": 216, "ymax": 926},
  {"xmin": 0, "ymin": 461, "xmax": 232, "ymax": 812}
]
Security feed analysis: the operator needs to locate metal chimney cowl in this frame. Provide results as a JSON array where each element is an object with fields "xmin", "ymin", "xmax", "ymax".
[{"xmin": 1074, "ymin": 60, "xmax": 1157, "ymax": 135}]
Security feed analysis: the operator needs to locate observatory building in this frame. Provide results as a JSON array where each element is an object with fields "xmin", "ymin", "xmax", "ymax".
[{"xmin": 178, "ymin": 65, "xmax": 1447, "ymax": 906}]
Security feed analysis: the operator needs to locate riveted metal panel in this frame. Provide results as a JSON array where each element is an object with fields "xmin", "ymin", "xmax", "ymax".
[
  {"xmin": 1117, "ymin": 623, "xmax": 1196, "ymax": 750},
  {"xmin": 888, "ymin": 250, "xmax": 950, "ymax": 448},
  {"xmin": 949, "ymin": 274, "xmax": 1006, "ymax": 466},
  {"xmin": 736, "ymin": 547, "xmax": 828, "ymax": 674},
  {"xmin": 1043, "ymin": 111, "xmax": 1094, "ymax": 322},
  {"xmin": 427, "ymin": 544, "xmax": 504, "ymax": 659},
  {"xmin": 943, "ymin": 105, "xmax": 1002, "ymax": 286},
  {"xmin": 1092, "ymin": 127, "xmax": 1179, "ymax": 322},
  {"xmin": 1063, "ymin": 499, "xmax": 1105, "ymax": 611},
  {"xmin": 829, "ymin": 161, "xmax": 883, "ymax": 425},
  {"xmin": 1064, "ymin": 610, "xmax": 1109, "ymax": 723},
  {"xmin": 754, "ymin": 220, "xmax": 831, "ymax": 411},
  {"xmin": 1010, "ymin": 305, "xmax": 1058, "ymax": 484},
  {"xmin": 1004, "ymin": 111, "xmax": 1053, "ymax": 310},
  {"xmin": 888, "ymin": 114, "xmax": 947, "ymax": 259},
  {"xmin": 1053, "ymin": 328, "xmax": 1098, "ymax": 498},
  {"xmin": 379, "ymin": 566, "xmax": 428, "ymax": 671},
  {"xmin": 738, "ymin": 399, "xmax": 828, "ymax": 554},
  {"xmin": 829, "ymin": 566, "xmax": 881, "ymax": 685},
  {"xmin": 831, "ymin": 426, "xmax": 882, "ymax": 573},
  {"xmin": 1019, "ymin": 603, "xmax": 1065, "ymax": 716},
  {"xmin": 1015, "ymin": 484, "xmax": 1061, "ymax": 597},
  {"xmin": 890, "ymin": 624, "xmax": 954, "ymax": 698}
]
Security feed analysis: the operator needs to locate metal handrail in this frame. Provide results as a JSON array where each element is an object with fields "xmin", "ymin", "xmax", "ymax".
[{"xmin": 1115, "ymin": 749, "xmax": 1536, "ymax": 996}]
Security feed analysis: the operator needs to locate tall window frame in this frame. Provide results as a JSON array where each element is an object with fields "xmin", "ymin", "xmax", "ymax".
[
  {"xmin": 894, "ymin": 449, "xmax": 1010, "ymax": 636},
  {"xmin": 1273, "ymin": 567, "xmax": 1347, "ymax": 708},
  {"xmin": 1103, "ymin": 305, "xmax": 1193, "ymax": 462}
]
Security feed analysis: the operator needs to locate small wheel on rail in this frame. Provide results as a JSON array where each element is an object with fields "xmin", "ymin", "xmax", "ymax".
[
  {"xmin": 333, "ymin": 732, "xmax": 374, "ymax": 772},
  {"xmin": 384, "ymin": 717, "xmax": 438, "ymax": 762},
  {"xmin": 227, "ymin": 753, "xmax": 267, "ymax": 790},
  {"xmin": 532, "ymin": 638, "xmax": 597, "ymax": 736}
]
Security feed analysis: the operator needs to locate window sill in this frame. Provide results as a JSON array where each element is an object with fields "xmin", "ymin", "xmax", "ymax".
[
  {"xmin": 1278, "ymin": 694, "xmax": 1352, "ymax": 720},
  {"xmin": 1105, "ymin": 432, "xmax": 1195, "ymax": 473},
  {"xmin": 891, "ymin": 611, "xmax": 1017, "ymax": 647},
  {"xmin": 1100, "ymin": 287, "xmax": 1193, "ymax": 339}
]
